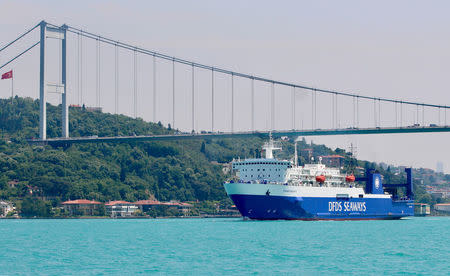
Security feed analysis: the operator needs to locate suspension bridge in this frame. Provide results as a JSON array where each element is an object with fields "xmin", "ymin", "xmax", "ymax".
[{"xmin": 0, "ymin": 20, "xmax": 449, "ymax": 146}]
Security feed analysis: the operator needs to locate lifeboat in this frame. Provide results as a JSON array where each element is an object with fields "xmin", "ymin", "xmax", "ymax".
[
  {"xmin": 315, "ymin": 175, "xmax": 326, "ymax": 183},
  {"xmin": 345, "ymin": 174, "xmax": 355, "ymax": 182}
]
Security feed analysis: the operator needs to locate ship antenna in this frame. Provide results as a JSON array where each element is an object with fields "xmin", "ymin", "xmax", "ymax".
[
  {"xmin": 263, "ymin": 132, "xmax": 281, "ymax": 159},
  {"xmin": 294, "ymin": 141, "xmax": 298, "ymax": 167}
]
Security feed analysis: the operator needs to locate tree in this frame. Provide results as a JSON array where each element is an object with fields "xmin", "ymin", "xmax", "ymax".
[
  {"xmin": 200, "ymin": 141, "xmax": 206, "ymax": 154},
  {"xmin": 20, "ymin": 197, "xmax": 52, "ymax": 217}
]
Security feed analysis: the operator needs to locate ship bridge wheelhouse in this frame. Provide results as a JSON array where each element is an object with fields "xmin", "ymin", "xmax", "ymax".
[{"xmin": 232, "ymin": 158, "xmax": 291, "ymax": 183}]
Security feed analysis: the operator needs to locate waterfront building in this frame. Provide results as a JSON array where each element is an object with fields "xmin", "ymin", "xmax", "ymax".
[
  {"xmin": 414, "ymin": 203, "xmax": 430, "ymax": 216},
  {"xmin": 105, "ymin": 201, "xmax": 138, "ymax": 217},
  {"xmin": 134, "ymin": 200, "xmax": 193, "ymax": 215},
  {"xmin": 134, "ymin": 200, "xmax": 162, "ymax": 212},
  {"xmin": 62, "ymin": 199, "xmax": 103, "ymax": 216},
  {"xmin": 434, "ymin": 203, "xmax": 450, "ymax": 214},
  {"xmin": 0, "ymin": 201, "xmax": 14, "ymax": 217},
  {"xmin": 170, "ymin": 202, "xmax": 193, "ymax": 215}
]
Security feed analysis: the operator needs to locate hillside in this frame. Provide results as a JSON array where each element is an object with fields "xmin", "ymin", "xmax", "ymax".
[{"xmin": 0, "ymin": 97, "xmax": 448, "ymax": 217}]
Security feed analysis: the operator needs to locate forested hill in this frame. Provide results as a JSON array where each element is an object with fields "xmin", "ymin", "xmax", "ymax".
[
  {"xmin": 1, "ymin": 97, "xmax": 287, "ymax": 204},
  {"xmin": 0, "ymin": 97, "xmax": 446, "ymax": 208}
]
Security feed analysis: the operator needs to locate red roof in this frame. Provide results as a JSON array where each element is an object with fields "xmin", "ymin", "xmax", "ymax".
[
  {"xmin": 133, "ymin": 200, "xmax": 192, "ymax": 207},
  {"xmin": 62, "ymin": 199, "xmax": 102, "ymax": 205},
  {"xmin": 105, "ymin": 200, "xmax": 133, "ymax": 206},
  {"xmin": 133, "ymin": 200, "xmax": 162, "ymax": 205},
  {"xmin": 321, "ymin": 155, "xmax": 345, "ymax": 158}
]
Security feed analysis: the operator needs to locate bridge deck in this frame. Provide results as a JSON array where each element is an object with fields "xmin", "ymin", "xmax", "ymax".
[{"xmin": 28, "ymin": 126, "xmax": 450, "ymax": 146}]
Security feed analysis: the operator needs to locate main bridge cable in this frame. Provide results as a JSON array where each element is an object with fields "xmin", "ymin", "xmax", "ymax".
[
  {"xmin": 0, "ymin": 41, "xmax": 40, "ymax": 71},
  {"xmin": 51, "ymin": 22, "xmax": 450, "ymax": 110},
  {"xmin": 0, "ymin": 23, "xmax": 40, "ymax": 53}
]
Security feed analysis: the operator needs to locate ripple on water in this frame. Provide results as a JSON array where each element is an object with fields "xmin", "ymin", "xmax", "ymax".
[{"xmin": 0, "ymin": 217, "xmax": 449, "ymax": 275}]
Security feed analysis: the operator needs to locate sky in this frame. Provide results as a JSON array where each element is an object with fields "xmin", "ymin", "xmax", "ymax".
[{"xmin": 0, "ymin": 0, "xmax": 449, "ymax": 173}]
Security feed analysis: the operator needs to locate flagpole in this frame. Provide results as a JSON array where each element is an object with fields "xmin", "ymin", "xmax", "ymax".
[{"xmin": 11, "ymin": 73, "xmax": 14, "ymax": 99}]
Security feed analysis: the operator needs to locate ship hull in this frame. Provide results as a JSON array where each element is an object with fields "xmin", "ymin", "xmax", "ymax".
[{"xmin": 225, "ymin": 183, "xmax": 414, "ymax": 220}]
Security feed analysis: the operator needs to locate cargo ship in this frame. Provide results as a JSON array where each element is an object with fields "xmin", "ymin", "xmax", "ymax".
[{"xmin": 223, "ymin": 137, "xmax": 414, "ymax": 220}]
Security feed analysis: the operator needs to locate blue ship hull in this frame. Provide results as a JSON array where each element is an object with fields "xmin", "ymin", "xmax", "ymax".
[{"xmin": 230, "ymin": 194, "xmax": 414, "ymax": 220}]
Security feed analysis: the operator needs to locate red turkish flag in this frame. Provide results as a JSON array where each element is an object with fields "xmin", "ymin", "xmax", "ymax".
[{"xmin": 1, "ymin": 70, "xmax": 13, "ymax": 80}]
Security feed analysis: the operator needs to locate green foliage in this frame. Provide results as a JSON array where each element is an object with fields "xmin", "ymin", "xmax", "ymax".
[
  {"xmin": 0, "ymin": 98, "xmax": 242, "ymax": 216},
  {"xmin": 0, "ymin": 97, "xmax": 447, "ymax": 217},
  {"xmin": 146, "ymin": 206, "xmax": 181, "ymax": 218},
  {"xmin": 19, "ymin": 197, "xmax": 52, "ymax": 217}
]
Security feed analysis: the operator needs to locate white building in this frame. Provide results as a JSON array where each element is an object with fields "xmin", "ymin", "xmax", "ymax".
[
  {"xmin": 434, "ymin": 203, "xmax": 450, "ymax": 213},
  {"xmin": 0, "ymin": 201, "xmax": 14, "ymax": 217},
  {"xmin": 105, "ymin": 201, "xmax": 138, "ymax": 217}
]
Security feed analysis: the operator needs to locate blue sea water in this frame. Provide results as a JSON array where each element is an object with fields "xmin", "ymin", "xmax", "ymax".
[{"xmin": 0, "ymin": 217, "xmax": 449, "ymax": 275}]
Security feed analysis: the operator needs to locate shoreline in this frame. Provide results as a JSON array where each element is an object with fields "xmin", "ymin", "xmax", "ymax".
[
  {"xmin": 2, "ymin": 214, "xmax": 450, "ymax": 219},
  {"xmin": 0, "ymin": 214, "xmax": 243, "ymax": 220}
]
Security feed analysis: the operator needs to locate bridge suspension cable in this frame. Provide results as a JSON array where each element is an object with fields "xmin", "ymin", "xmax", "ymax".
[
  {"xmin": 114, "ymin": 43, "xmax": 119, "ymax": 114},
  {"xmin": 96, "ymin": 37, "xmax": 100, "ymax": 107},
  {"xmin": 53, "ymin": 22, "xmax": 448, "ymax": 110},
  {"xmin": 251, "ymin": 77, "xmax": 254, "ymax": 131},
  {"xmin": 211, "ymin": 69, "xmax": 215, "ymax": 132},
  {"xmin": 271, "ymin": 82, "xmax": 275, "ymax": 131},
  {"xmin": 0, "ymin": 41, "xmax": 40, "ymax": 71},
  {"xmin": 172, "ymin": 58, "xmax": 175, "ymax": 129},
  {"xmin": 191, "ymin": 64, "xmax": 195, "ymax": 132},
  {"xmin": 0, "ymin": 23, "xmax": 39, "ymax": 53},
  {"xmin": 153, "ymin": 55, "xmax": 156, "ymax": 122},
  {"xmin": 79, "ymin": 32, "xmax": 83, "ymax": 105},
  {"xmin": 231, "ymin": 73, "xmax": 234, "ymax": 133},
  {"xmin": 292, "ymin": 86, "xmax": 295, "ymax": 130},
  {"xmin": 133, "ymin": 49, "xmax": 137, "ymax": 118}
]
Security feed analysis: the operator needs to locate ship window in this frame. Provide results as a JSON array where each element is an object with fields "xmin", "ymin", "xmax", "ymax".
[
  {"xmin": 251, "ymin": 169, "xmax": 253, "ymax": 171},
  {"xmin": 251, "ymin": 175, "xmax": 253, "ymax": 177},
  {"xmin": 279, "ymin": 175, "xmax": 281, "ymax": 177},
  {"xmin": 359, "ymin": 194, "xmax": 364, "ymax": 198},
  {"xmin": 268, "ymin": 175, "xmax": 270, "ymax": 177},
  {"xmin": 257, "ymin": 169, "xmax": 260, "ymax": 171},
  {"xmin": 263, "ymin": 169, "xmax": 265, "ymax": 171}
]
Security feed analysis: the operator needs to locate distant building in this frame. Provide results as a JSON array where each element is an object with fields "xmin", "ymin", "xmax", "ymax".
[
  {"xmin": 0, "ymin": 201, "xmax": 14, "ymax": 217},
  {"xmin": 320, "ymin": 155, "xmax": 345, "ymax": 168},
  {"xmin": 436, "ymin": 161, "xmax": 444, "ymax": 174},
  {"xmin": 69, "ymin": 105, "xmax": 102, "ymax": 112},
  {"xmin": 7, "ymin": 180, "xmax": 18, "ymax": 188},
  {"xmin": 170, "ymin": 202, "xmax": 193, "ymax": 215},
  {"xmin": 62, "ymin": 199, "xmax": 103, "ymax": 216},
  {"xmin": 86, "ymin": 107, "xmax": 102, "ymax": 112},
  {"xmin": 434, "ymin": 203, "xmax": 450, "ymax": 213},
  {"xmin": 414, "ymin": 203, "xmax": 430, "ymax": 216},
  {"xmin": 105, "ymin": 201, "xmax": 138, "ymax": 217},
  {"xmin": 134, "ymin": 200, "xmax": 193, "ymax": 215},
  {"xmin": 134, "ymin": 200, "xmax": 163, "ymax": 212}
]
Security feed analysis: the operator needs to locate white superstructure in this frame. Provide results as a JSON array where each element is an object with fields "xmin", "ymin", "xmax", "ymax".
[{"xmin": 231, "ymin": 137, "xmax": 353, "ymax": 189}]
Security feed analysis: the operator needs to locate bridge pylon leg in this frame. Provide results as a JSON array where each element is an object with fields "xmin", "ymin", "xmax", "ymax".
[
  {"xmin": 61, "ymin": 24, "xmax": 69, "ymax": 138},
  {"xmin": 39, "ymin": 21, "xmax": 47, "ymax": 140},
  {"xmin": 39, "ymin": 21, "xmax": 70, "ymax": 140}
]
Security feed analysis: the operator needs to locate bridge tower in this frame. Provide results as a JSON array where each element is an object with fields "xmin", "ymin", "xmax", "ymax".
[{"xmin": 39, "ymin": 21, "xmax": 68, "ymax": 140}]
